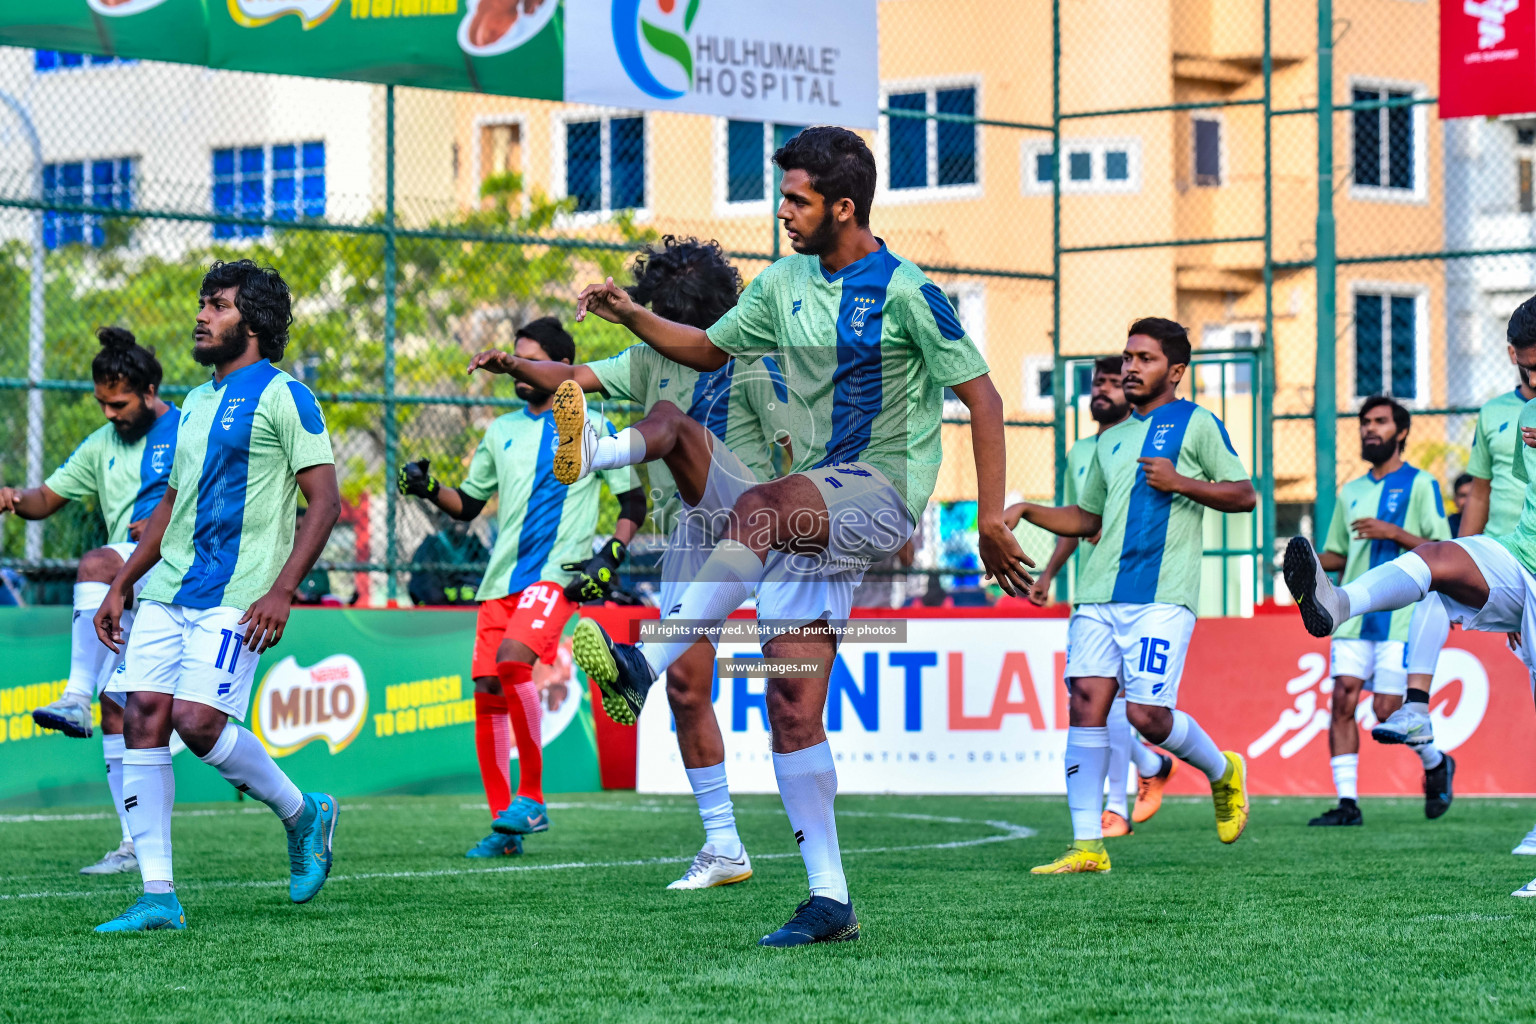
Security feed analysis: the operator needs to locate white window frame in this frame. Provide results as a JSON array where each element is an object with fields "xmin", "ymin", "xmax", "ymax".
[
  {"xmin": 1021, "ymin": 136, "xmax": 1142, "ymax": 195},
  {"xmin": 1347, "ymin": 280, "xmax": 1431, "ymax": 409},
  {"xmin": 939, "ymin": 281, "xmax": 986, "ymax": 419},
  {"xmin": 550, "ymin": 107, "xmax": 653, "ymax": 227},
  {"xmin": 876, "ymin": 76, "xmax": 984, "ymax": 205},
  {"xmin": 1021, "ymin": 353, "xmax": 1055, "ymax": 415},
  {"xmin": 1347, "ymin": 76, "xmax": 1429, "ymax": 205},
  {"xmin": 1190, "ymin": 112, "xmax": 1225, "ymax": 188},
  {"xmin": 471, "ymin": 113, "xmax": 530, "ymax": 204}
]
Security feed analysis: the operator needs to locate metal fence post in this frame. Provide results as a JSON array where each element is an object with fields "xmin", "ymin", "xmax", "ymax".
[
  {"xmin": 1314, "ymin": 0, "xmax": 1338, "ymax": 543},
  {"xmin": 1050, "ymin": 0, "xmax": 1066, "ymax": 601},
  {"xmin": 383, "ymin": 84, "xmax": 399, "ymax": 603},
  {"xmin": 1260, "ymin": 0, "xmax": 1276, "ymax": 599}
]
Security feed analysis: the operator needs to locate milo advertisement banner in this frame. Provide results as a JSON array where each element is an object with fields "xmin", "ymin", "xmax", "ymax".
[
  {"xmin": 0, "ymin": 0, "xmax": 877, "ymax": 123},
  {"xmin": 0, "ymin": 607, "xmax": 603, "ymax": 809}
]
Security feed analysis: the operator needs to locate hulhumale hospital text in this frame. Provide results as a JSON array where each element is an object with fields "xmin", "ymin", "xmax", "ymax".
[{"xmin": 692, "ymin": 37, "xmax": 844, "ymax": 107}]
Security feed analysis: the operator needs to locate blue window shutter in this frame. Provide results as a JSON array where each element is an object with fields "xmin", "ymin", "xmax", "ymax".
[
  {"xmin": 1389, "ymin": 295, "xmax": 1416, "ymax": 399},
  {"xmin": 1353, "ymin": 88, "xmax": 1381, "ymax": 187},
  {"xmin": 1068, "ymin": 150, "xmax": 1092, "ymax": 181},
  {"xmin": 888, "ymin": 91, "xmax": 927, "ymax": 190},
  {"xmin": 935, "ymin": 87, "xmax": 975, "ymax": 186},
  {"xmin": 609, "ymin": 116, "xmax": 645, "ymax": 209},
  {"xmin": 1387, "ymin": 90, "xmax": 1414, "ymax": 190},
  {"xmin": 726, "ymin": 120, "xmax": 764, "ymax": 203},
  {"xmin": 1355, "ymin": 293, "xmax": 1383, "ymax": 397},
  {"xmin": 566, "ymin": 120, "xmax": 601, "ymax": 212},
  {"xmin": 302, "ymin": 141, "xmax": 325, "ymax": 218}
]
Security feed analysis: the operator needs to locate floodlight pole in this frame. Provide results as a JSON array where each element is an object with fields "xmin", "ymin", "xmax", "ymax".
[{"xmin": 0, "ymin": 90, "xmax": 45, "ymax": 562}]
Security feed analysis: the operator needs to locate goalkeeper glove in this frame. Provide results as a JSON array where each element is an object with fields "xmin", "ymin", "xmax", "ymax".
[
  {"xmin": 398, "ymin": 458, "xmax": 439, "ymax": 499},
  {"xmin": 562, "ymin": 536, "xmax": 626, "ymax": 603}
]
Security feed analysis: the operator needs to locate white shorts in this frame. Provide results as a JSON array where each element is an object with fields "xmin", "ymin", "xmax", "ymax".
[
  {"xmin": 1066, "ymin": 602, "xmax": 1196, "ymax": 708},
  {"xmin": 102, "ymin": 542, "xmax": 153, "ymax": 601},
  {"xmin": 105, "ymin": 601, "xmax": 260, "ymax": 720},
  {"xmin": 1329, "ymin": 638, "xmax": 1407, "ymax": 696},
  {"xmin": 657, "ymin": 435, "xmax": 761, "ymax": 627},
  {"xmin": 755, "ymin": 462, "xmax": 914, "ymax": 642},
  {"xmin": 1436, "ymin": 535, "xmax": 1530, "ymax": 635},
  {"xmin": 91, "ymin": 542, "xmax": 150, "ymax": 705}
]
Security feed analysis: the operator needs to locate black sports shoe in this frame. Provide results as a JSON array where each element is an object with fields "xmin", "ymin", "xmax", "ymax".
[
  {"xmin": 758, "ymin": 896, "xmax": 860, "ymax": 948},
  {"xmin": 1425, "ymin": 753, "xmax": 1455, "ymax": 819},
  {"xmin": 1308, "ymin": 800, "xmax": 1363, "ymax": 827},
  {"xmin": 570, "ymin": 618, "xmax": 655, "ymax": 725},
  {"xmin": 1283, "ymin": 536, "xmax": 1346, "ymax": 638}
]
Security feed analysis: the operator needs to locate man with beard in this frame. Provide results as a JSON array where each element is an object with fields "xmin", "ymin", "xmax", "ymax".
[
  {"xmin": 398, "ymin": 317, "xmax": 645, "ymax": 858},
  {"xmin": 569, "ymin": 126, "xmax": 1034, "ymax": 946},
  {"xmin": 1009, "ymin": 319, "xmax": 1256, "ymax": 874},
  {"xmin": 1, "ymin": 327, "xmax": 178, "ymax": 876},
  {"xmin": 1302, "ymin": 397, "xmax": 1452, "ymax": 828},
  {"xmin": 1027, "ymin": 356, "xmax": 1172, "ymax": 837},
  {"xmin": 90, "ymin": 259, "xmax": 341, "ymax": 932}
]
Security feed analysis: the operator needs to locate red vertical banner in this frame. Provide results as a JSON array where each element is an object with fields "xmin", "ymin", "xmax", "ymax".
[{"xmin": 1441, "ymin": 0, "xmax": 1536, "ymax": 119}]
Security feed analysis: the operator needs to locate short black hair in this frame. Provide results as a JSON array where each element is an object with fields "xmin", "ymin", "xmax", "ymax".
[
  {"xmin": 1127, "ymin": 317, "xmax": 1192, "ymax": 367},
  {"xmin": 1510, "ymin": 294, "xmax": 1536, "ymax": 350},
  {"xmin": 627, "ymin": 236, "xmax": 741, "ymax": 330},
  {"xmin": 773, "ymin": 126, "xmax": 877, "ymax": 228},
  {"xmin": 91, "ymin": 325, "xmax": 162, "ymax": 395},
  {"xmin": 515, "ymin": 316, "xmax": 574, "ymax": 364},
  {"xmin": 1093, "ymin": 356, "xmax": 1123, "ymax": 377},
  {"xmin": 1359, "ymin": 394, "xmax": 1411, "ymax": 438},
  {"xmin": 1454, "ymin": 472, "xmax": 1475, "ymax": 490},
  {"xmin": 200, "ymin": 259, "xmax": 293, "ymax": 361}
]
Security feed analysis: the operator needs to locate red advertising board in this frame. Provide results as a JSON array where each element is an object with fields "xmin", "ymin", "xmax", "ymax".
[{"xmin": 1441, "ymin": 0, "xmax": 1536, "ymax": 119}]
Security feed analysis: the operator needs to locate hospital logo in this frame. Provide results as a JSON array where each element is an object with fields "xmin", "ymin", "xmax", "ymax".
[
  {"xmin": 252, "ymin": 654, "xmax": 369, "ymax": 758},
  {"xmin": 615, "ymin": 0, "xmax": 702, "ymax": 101}
]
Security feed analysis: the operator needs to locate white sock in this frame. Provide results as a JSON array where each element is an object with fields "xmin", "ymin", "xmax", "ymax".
[
  {"xmin": 641, "ymin": 539, "xmax": 764, "ymax": 677},
  {"xmin": 1129, "ymin": 735, "xmax": 1164, "ymax": 777},
  {"xmin": 103, "ymin": 734, "xmax": 132, "ymax": 845},
  {"xmin": 1340, "ymin": 553, "xmax": 1432, "ymax": 621},
  {"xmin": 1406, "ymin": 595, "xmax": 1450, "ymax": 676},
  {"xmin": 1161, "ymin": 709, "xmax": 1227, "ymax": 783},
  {"xmin": 1415, "ymin": 742, "xmax": 1444, "ymax": 770},
  {"xmin": 1331, "ymin": 753, "xmax": 1359, "ymax": 801},
  {"xmin": 65, "ymin": 582, "xmax": 112, "ymax": 703},
  {"xmin": 199, "ymin": 723, "xmax": 305, "ymax": 823},
  {"xmin": 772, "ymin": 741, "xmax": 848, "ymax": 904},
  {"xmin": 589, "ymin": 427, "xmax": 647, "ymax": 471},
  {"xmin": 685, "ymin": 762, "xmax": 742, "ymax": 858},
  {"xmin": 1104, "ymin": 700, "xmax": 1132, "ymax": 818},
  {"xmin": 1066, "ymin": 726, "xmax": 1110, "ymax": 841},
  {"xmin": 122, "ymin": 746, "xmax": 174, "ymax": 886}
]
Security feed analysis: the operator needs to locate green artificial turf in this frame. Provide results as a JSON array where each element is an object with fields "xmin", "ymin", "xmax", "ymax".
[{"xmin": 3, "ymin": 792, "xmax": 1536, "ymax": 1023}]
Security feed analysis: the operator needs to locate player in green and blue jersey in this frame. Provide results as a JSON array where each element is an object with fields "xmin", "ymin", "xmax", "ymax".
[
  {"xmin": 1309, "ymin": 398, "xmax": 1451, "ymax": 828},
  {"xmin": 1011, "ymin": 318, "xmax": 1257, "ymax": 875},
  {"xmin": 91, "ymin": 260, "xmax": 342, "ymax": 932},
  {"xmin": 403, "ymin": 317, "xmax": 646, "ymax": 859},
  {"xmin": 0, "ymin": 327, "xmax": 177, "ymax": 876}
]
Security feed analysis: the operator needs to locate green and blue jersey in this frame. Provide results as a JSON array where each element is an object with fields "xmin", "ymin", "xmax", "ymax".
[
  {"xmin": 1325, "ymin": 464, "xmax": 1450, "ymax": 641},
  {"xmin": 705, "ymin": 243, "xmax": 990, "ymax": 524},
  {"xmin": 1467, "ymin": 388, "xmax": 1530, "ymax": 537},
  {"xmin": 45, "ymin": 405, "xmax": 180, "ymax": 543},
  {"xmin": 141, "ymin": 360, "xmax": 333, "ymax": 611},
  {"xmin": 1497, "ymin": 398, "xmax": 1536, "ymax": 574},
  {"xmin": 1063, "ymin": 434, "xmax": 1099, "ymax": 564},
  {"xmin": 459, "ymin": 407, "xmax": 639, "ymax": 602},
  {"xmin": 1075, "ymin": 399, "xmax": 1250, "ymax": 614}
]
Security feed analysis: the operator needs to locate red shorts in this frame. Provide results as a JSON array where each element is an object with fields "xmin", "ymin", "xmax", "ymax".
[{"xmin": 471, "ymin": 582, "xmax": 577, "ymax": 679}]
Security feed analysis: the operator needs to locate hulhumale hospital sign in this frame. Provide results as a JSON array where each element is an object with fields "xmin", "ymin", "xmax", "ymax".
[{"xmin": 0, "ymin": 0, "xmax": 878, "ymax": 127}]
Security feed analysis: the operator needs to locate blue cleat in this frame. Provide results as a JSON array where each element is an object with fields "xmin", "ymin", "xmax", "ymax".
[
  {"xmin": 492, "ymin": 795, "xmax": 550, "ymax": 836},
  {"xmin": 286, "ymin": 793, "xmax": 338, "ymax": 904},
  {"xmin": 466, "ymin": 832, "xmax": 524, "ymax": 858},
  {"xmin": 758, "ymin": 896, "xmax": 860, "ymax": 948},
  {"xmin": 571, "ymin": 618, "xmax": 655, "ymax": 725},
  {"xmin": 94, "ymin": 892, "xmax": 186, "ymax": 933}
]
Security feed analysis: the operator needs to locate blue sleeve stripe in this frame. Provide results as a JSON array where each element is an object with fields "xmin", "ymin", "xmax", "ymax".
[
  {"xmin": 287, "ymin": 381, "xmax": 326, "ymax": 435},
  {"xmin": 763, "ymin": 356, "xmax": 789, "ymax": 403},
  {"xmin": 919, "ymin": 282, "xmax": 965, "ymax": 341}
]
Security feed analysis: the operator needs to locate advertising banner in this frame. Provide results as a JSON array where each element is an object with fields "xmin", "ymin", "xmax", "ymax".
[
  {"xmin": 0, "ymin": 607, "xmax": 602, "ymax": 809},
  {"xmin": 1440, "ymin": 0, "xmax": 1536, "ymax": 119},
  {"xmin": 636, "ymin": 612, "xmax": 1536, "ymax": 796}
]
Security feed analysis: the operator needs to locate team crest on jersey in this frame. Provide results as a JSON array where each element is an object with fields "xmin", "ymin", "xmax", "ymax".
[
  {"xmin": 849, "ymin": 297, "xmax": 877, "ymax": 337},
  {"xmin": 1152, "ymin": 424, "xmax": 1174, "ymax": 452},
  {"xmin": 220, "ymin": 398, "xmax": 246, "ymax": 431},
  {"xmin": 150, "ymin": 444, "xmax": 170, "ymax": 474},
  {"xmin": 1385, "ymin": 489, "xmax": 1404, "ymax": 516}
]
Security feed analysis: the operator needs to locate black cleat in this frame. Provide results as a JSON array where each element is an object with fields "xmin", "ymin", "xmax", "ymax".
[
  {"xmin": 758, "ymin": 896, "xmax": 860, "ymax": 948},
  {"xmin": 1308, "ymin": 800, "xmax": 1364, "ymax": 827},
  {"xmin": 571, "ymin": 618, "xmax": 655, "ymax": 725},
  {"xmin": 1425, "ymin": 754, "xmax": 1455, "ymax": 819},
  {"xmin": 1283, "ymin": 536, "xmax": 1346, "ymax": 638}
]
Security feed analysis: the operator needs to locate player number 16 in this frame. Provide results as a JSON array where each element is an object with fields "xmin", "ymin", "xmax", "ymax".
[{"xmin": 1137, "ymin": 637, "xmax": 1170, "ymax": 675}]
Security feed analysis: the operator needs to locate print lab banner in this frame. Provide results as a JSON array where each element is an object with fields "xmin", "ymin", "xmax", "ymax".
[
  {"xmin": 0, "ymin": 607, "xmax": 601, "ymax": 809},
  {"xmin": 0, "ymin": 0, "xmax": 878, "ymax": 123},
  {"xmin": 636, "ymin": 614, "xmax": 1536, "ymax": 796},
  {"xmin": 1440, "ymin": 0, "xmax": 1536, "ymax": 119}
]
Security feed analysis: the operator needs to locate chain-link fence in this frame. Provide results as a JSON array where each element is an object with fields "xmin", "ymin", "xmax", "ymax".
[{"xmin": 0, "ymin": 1, "xmax": 1527, "ymax": 613}]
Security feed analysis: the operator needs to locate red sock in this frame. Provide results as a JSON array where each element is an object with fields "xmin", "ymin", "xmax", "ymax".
[
  {"xmin": 498, "ymin": 661, "xmax": 544, "ymax": 803},
  {"xmin": 473, "ymin": 692, "xmax": 512, "ymax": 817}
]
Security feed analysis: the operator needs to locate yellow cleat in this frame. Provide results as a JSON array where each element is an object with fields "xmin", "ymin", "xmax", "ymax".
[
  {"xmin": 1030, "ymin": 841, "xmax": 1111, "ymax": 874},
  {"xmin": 1100, "ymin": 810, "xmax": 1132, "ymax": 837},
  {"xmin": 1211, "ymin": 751, "xmax": 1249, "ymax": 844}
]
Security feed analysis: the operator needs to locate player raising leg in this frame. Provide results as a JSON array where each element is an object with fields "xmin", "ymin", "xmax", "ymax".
[
  {"xmin": 1010, "ymin": 319, "xmax": 1256, "ymax": 875},
  {"xmin": 466, "ymin": 238, "xmax": 786, "ymax": 886},
  {"xmin": 403, "ymin": 317, "xmax": 646, "ymax": 858},
  {"xmin": 91, "ymin": 260, "xmax": 341, "ymax": 932},
  {"xmin": 1, "ymin": 327, "xmax": 178, "ymax": 875}
]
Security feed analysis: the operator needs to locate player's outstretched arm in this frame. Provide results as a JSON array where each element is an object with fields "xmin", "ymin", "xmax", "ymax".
[
  {"xmin": 1136, "ymin": 457, "xmax": 1256, "ymax": 513},
  {"xmin": 951, "ymin": 374, "xmax": 1035, "ymax": 597},
  {"xmin": 398, "ymin": 459, "xmax": 487, "ymax": 522},
  {"xmin": 575, "ymin": 277, "xmax": 727, "ymax": 371},
  {"xmin": 1458, "ymin": 477, "xmax": 1491, "ymax": 537},
  {"xmin": 466, "ymin": 350, "xmax": 606, "ymax": 395},
  {"xmin": 0, "ymin": 484, "xmax": 67, "ymax": 521},
  {"xmin": 1028, "ymin": 535, "xmax": 1080, "ymax": 606},
  {"xmin": 239, "ymin": 464, "xmax": 340, "ymax": 654},
  {"xmin": 95, "ymin": 487, "xmax": 176, "ymax": 653}
]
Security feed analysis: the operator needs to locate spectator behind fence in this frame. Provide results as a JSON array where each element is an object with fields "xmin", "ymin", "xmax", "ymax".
[
  {"xmin": 407, "ymin": 513, "xmax": 489, "ymax": 607},
  {"xmin": 1447, "ymin": 472, "xmax": 1474, "ymax": 539}
]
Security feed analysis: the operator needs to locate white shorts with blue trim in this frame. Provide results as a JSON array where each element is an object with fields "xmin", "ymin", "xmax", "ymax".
[
  {"xmin": 1065, "ymin": 601, "xmax": 1196, "ymax": 708},
  {"xmin": 105, "ymin": 600, "xmax": 261, "ymax": 720},
  {"xmin": 658, "ymin": 435, "xmax": 761, "ymax": 637},
  {"xmin": 1329, "ymin": 638, "xmax": 1406, "ymax": 696}
]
